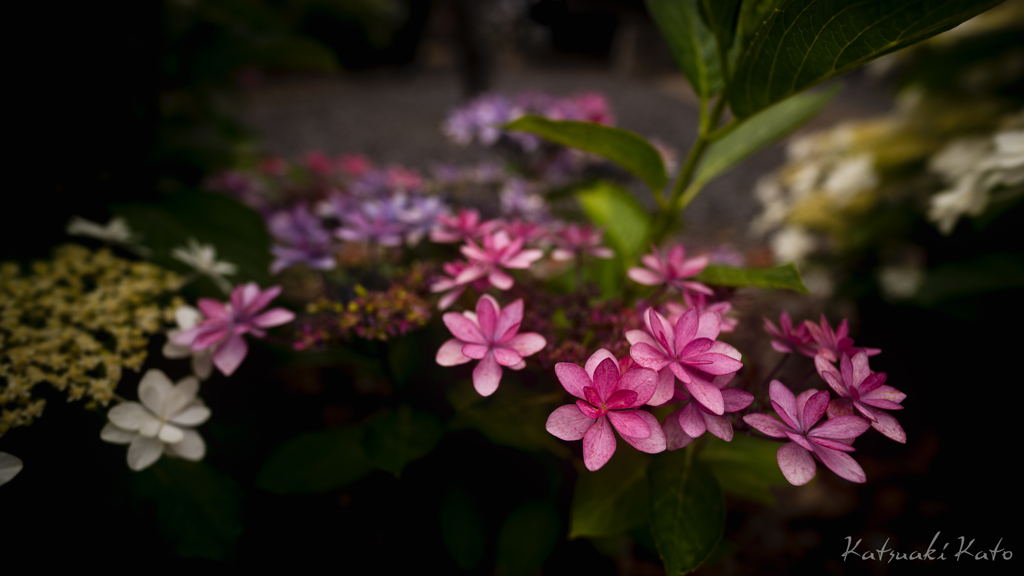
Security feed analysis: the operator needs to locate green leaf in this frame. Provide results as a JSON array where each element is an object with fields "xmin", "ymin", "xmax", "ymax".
[
  {"xmin": 728, "ymin": 0, "xmax": 1003, "ymax": 118},
  {"xmin": 569, "ymin": 449, "xmax": 651, "ymax": 538},
  {"xmin": 647, "ymin": 0, "xmax": 723, "ymax": 98},
  {"xmin": 698, "ymin": 435, "xmax": 788, "ymax": 505},
  {"xmin": 695, "ymin": 86, "xmax": 840, "ymax": 186},
  {"xmin": 575, "ymin": 181, "xmax": 652, "ymax": 265},
  {"xmin": 256, "ymin": 426, "xmax": 373, "ymax": 494},
  {"xmin": 362, "ymin": 405, "xmax": 444, "ymax": 476},
  {"xmin": 698, "ymin": 0, "xmax": 743, "ymax": 64},
  {"xmin": 112, "ymin": 190, "xmax": 273, "ymax": 290},
  {"xmin": 504, "ymin": 116, "xmax": 667, "ymax": 192},
  {"xmin": 649, "ymin": 449, "xmax": 725, "ymax": 575},
  {"xmin": 496, "ymin": 501, "xmax": 561, "ymax": 576},
  {"xmin": 694, "ymin": 263, "xmax": 809, "ymax": 294},
  {"xmin": 440, "ymin": 487, "xmax": 487, "ymax": 571},
  {"xmin": 130, "ymin": 460, "xmax": 243, "ymax": 560}
]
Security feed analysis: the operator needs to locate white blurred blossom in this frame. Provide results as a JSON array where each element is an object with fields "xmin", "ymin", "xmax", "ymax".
[
  {"xmin": 171, "ymin": 238, "xmax": 237, "ymax": 293},
  {"xmin": 877, "ymin": 265, "xmax": 924, "ymax": 301},
  {"xmin": 770, "ymin": 226, "xmax": 818, "ymax": 264},
  {"xmin": 0, "ymin": 452, "xmax": 23, "ymax": 486},
  {"xmin": 824, "ymin": 154, "xmax": 878, "ymax": 206}
]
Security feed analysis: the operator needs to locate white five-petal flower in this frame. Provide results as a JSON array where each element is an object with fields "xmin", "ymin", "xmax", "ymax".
[
  {"xmin": 0, "ymin": 451, "xmax": 24, "ymax": 486},
  {"xmin": 162, "ymin": 305, "xmax": 214, "ymax": 380},
  {"xmin": 101, "ymin": 369, "xmax": 211, "ymax": 471},
  {"xmin": 171, "ymin": 238, "xmax": 238, "ymax": 293}
]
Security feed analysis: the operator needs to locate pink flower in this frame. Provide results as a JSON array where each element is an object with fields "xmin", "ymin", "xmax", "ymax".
[
  {"xmin": 173, "ymin": 283, "xmax": 295, "ymax": 376},
  {"xmin": 804, "ymin": 315, "xmax": 881, "ymax": 362},
  {"xmin": 455, "ymin": 230, "xmax": 543, "ymax": 290},
  {"xmin": 546, "ymin": 349, "xmax": 666, "ymax": 471},
  {"xmin": 550, "ymin": 223, "xmax": 615, "ymax": 262},
  {"xmin": 430, "ymin": 208, "xmax": 499, "ymax": 243},
  {"xmin": 743, "ymin": 380, "xmax": 871, "ymax": 485},
  {"xmin": 661, "ymin": 379, "xmax": 754, "ymax": 449},
  {"xmin": 500, "ymin": 219, "xmax": 547, "ymax": 244},
  {"xmin": 763, "ymin": 311, "xmax": 817, "ymax": 356},
  {"xmin": 816, "ymin": 352, "xmax": 906, "ymax": 443},
  {"xmin": 305, "ymin": 151, "xmax": 333, "ymax": 175},
  {"xmin": 339, "ymin": 154, "xmax": 371, "ymax": 177},
  {"xmin": 435, "ymin": 295, "xmax": 547, "ymax": 396},
  {"xmin": 666, "ymin": 291, "xmax": 737, "ymax": 333},
  {"xmin": 627, "ymin": 308, "xmax": 743, "ymax": 413},
  {"xmin": 627, "ymin": 244, "xmax": 712, "ymax": 297}
]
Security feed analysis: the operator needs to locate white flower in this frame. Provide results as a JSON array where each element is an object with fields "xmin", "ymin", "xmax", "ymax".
[
  {"xmin": 824, "ymin": 154, "xmax": 877, "ymax": 206},
  {"xmin": 0, "ymin": 451, "xmax": 24, "ymax": 486},
  {"xmin": 162, "ymin": 305, "xmax": 214, "ymax": 380},
  {"xmin": 770, "ymin": 226, "xmax": 818, "ymax": 264},
  {"xmin": 66, "ymin": 216, "xmax": 152, "ymax": 256},
  {"xmin": 171, "ymin": 238, "xmax": 237, "ymax": 293},
  {"xmin": 877, "ymin": 265, "xmax": 923, "ymax": 301},
  {"xmin": 101, "ymin": 369, "xmax": 211, "ymax": 471}
]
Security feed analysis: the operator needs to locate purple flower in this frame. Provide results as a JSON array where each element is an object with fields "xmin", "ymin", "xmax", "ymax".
[
  {"xmin": 442, "ymin": 94, "xmax": 516, "ymax": 147},
  {"xmin": 627, "ymin": 308, "xmax": 743, "ymax": 413},
  {"xmin": 456, "ymin": 230, "xmax": 544, "ymax": 290},
  {"xmin": 546, "ymin": 349, "xmax": 666, "ymax": 471},
  {"xmin": 550, "ymin": 223, "xmax": 615, "ymax": 262},
  {"xmin": 743, "ymin": 380, "xmax": 871, "ymax": 485},
  {"xmin": 268, "ymin": 204, "xmax": 336, "ymax": 274},
  {"xmin": 173, "ymin": 283, "xmax": 295, "ymax": 376},
  {"xmin": 763, "ymin": 311, "xmax": 817, "ymax": 356},
  {"xmin": 805, "ymin": 315, "xmax": 882, "ymax": 362},
  {"xmin": 336, "ymin": 197, "xmax": 409, "ymax": 247},
  {"xmin": 816, "ymin": 352, "xmax": 907, "ymax": 443},
  {"xmin": 499, "ymin": 179, "xmax": 550, "ymax": 222},
  {"xmin": 435, "ymin": 295, "xmax": 546, "ymax": 396},
  {"xmin": 627, "ymin": 244, "xmax": 713, "ymax": 298},
  {"xmin": 398, "ymin": 195, "xmax": 449, "ymax": 245}
]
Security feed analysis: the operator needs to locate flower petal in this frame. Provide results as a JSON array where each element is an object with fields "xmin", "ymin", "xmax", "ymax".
[
  {"xmin": 811, "ymin": 443, "xmax": 866, "ymax": 483},
  {"xmin": 436, "ymin": 338, "xmax": 472, "ymax": 366},
  {"xmin": 769, "ymin": 380, "xmax": 799, "ymax": 430},
  {"xmin": 801, "ymin": 390, "xmax": 830, "ymax": 430},
  {"xmin": 475, "ymin": 295, "xmax": 498, "ymax": 339},
  {"xmin": 585, "ymin": 349, "xmax": 619, "ymax": 380},
  {"xmin": 672, "ymin": 308, "xmax": 700, "ymax": 355},
  {"xmin": 192, "ymin": 351, "xmax": 214, "ymax": 380},
  {"xmin": 100, "ymin": 423, "xmax": 136, "ymax": 444},
  {"xmin": 627, "ymin": 268, "xmax": 662, "ymax": 285},
  {"xmin": 607, "ymin": 410, "xmax": 651, "ymax": 439},
  {"xmin": 555, "ymin": 362, "xmax": 591, "ymax": 399},
  {"xmin": 683, "ymin": 375, "xmax": 725, "ymax": 415},
  {"xmin": 663, "ymin": 411, "xmax": 694, "ymax": 450},
  {"xmin": 617, "ymin": 411, "xmax": 666, "ymax": 454},
  {"xmin": 617, "ymin": 367, "xmax": 658, "ymax": 406},
  {"xmin": 462, "ymin": 343, "xmax": 490, "ymax": 360},
  {"xmin": 197, "ymin": 298, "xmax": 228, "ymax": 320},
  {"xmin": 777, "ymin": 442, "xmax": 816, "ymax": 486},
  {"xmin": 138, "ymin": 369, "xmax": 173, "ymax": 415},
  {"xmin": 809, "ymin": 414, "xmax": 870, "ymax": 440},
  {"xmin": 721, "ymin": 388, "xmax": 754, "ymax": 412},
  {"xmin": 493, "ymin": 299, "xmax": 524, "ymax": 342},
  {"xmin": 493, "ymin": 347, "xmax": 523, "ymax": 367},
  {"xmin": 678, "ymin": 402, "xmax": 706, "ymax": 438},
  {"xmin": 251, "ymin": 308, "xmax": 296, "ymax": 328},
  {"xmin": 443, "ymin": 312, "xmax": 485, "ymax": 344},
  {"xmin": 695, "ymin": 310, "xmax": 721, "ymax": 341},
  {"xmin": 582, "ymin": 416, "xmax": 616, "ymax": 471},
  {"xmin": 592, "ymin": 358, "xmax": 620, "ymax": 402},
  {"xmin": 167, "ymin": 429, "xmax": 206, "ymax": 461},
  {"xmin": 703, "ymin": 412, "xmax": 734, "ymax": 441},
  {"xmin": 604, "ymin": 390, "xmax": 639, "ymax": 410},
  {"xmin": 472, "ymin": 351, "xmax": 502, "ymax": 396},
  {"xmin": 107, "ymin": 402, "xmax": 150, "ymax": 431},
  {"xmin": 629, "ymin": 342, "xmax": 670, "ymax": 371},
  {"xmin": 742, "ymin": 413, "xmax": 791, "ymax": 438},
  {"xmin": 504, "ymin": 333, "xmax": 545, "ymax": 357},
  {"xmin": 546, "ymin": 404, "xmax": 595, "ymax": 441},
  {"xmin": 159, "ymin": 424, "xmax": 185, "ymax": 444},
  {"xmin": 127, "ymin": 435, "xmax": 164, "ymax": 471},
  {"xmin": 213, "ymin": 334, "xmax": 248, "ymax": 377},
  {"xmin": 170, "ymin": 402, "xmax": 211, "ymax": 427},
  {"xmin": 488, "ymin": 269, "xmax": 514, "ymax": 290}
]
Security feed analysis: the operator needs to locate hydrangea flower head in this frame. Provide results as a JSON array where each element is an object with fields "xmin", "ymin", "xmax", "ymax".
[
  {"xmin": 101, "ymin": 369, "xmax": 211, "ymax": 471},
  {"xmin": 435, "ymin": 295, "xmax": 546, "ymax": 396},
  {"xmin": 804, "ymin": 315, "xmax": 881, "ymax": 362},
  {"xmin": 550, "ymin": 223, "xmax": 615, "ymax": 262},
  {"xmin": 627, "ymin": 244, "xmax": 712, "ymax": 297},
  {"xmin": 764, "ymin": 310, "xmax": 817, "ymax": 356},
  {"xmin": 456, "ymin": 230, "xmax": 543, "ymax": 290},
  {"xmin": 546, "ymin": 349, "xmax": 666, "ymax": 471},
  {"xmin": 816, "ymin": 352, "xmax": 906, "ymax": 443},
  {"xmin": 430, "ymin": 208, "xmax": 498, "ymax": 244},
  {"xmin": 743, "ymin": 380, "xmax": 870, "ymax": 485},
  {"xmin": 172, "ymin": 283, "xmax": 295, "ymax": 376},
  {"xmin": 268, "ymin": 204, "xmax": 336, "ymax": 274}
]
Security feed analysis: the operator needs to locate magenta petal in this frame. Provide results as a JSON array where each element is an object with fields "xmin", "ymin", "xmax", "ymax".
[
  {"xmin": 771, "ymin": 340, "xmax": 795, "ymax": 354},
  {"xmin": 810, "ymin": 414, "xmax": 871, "ymax": 440},
  {"xmin": 472, "ymin": 352, "xmax": 502, "ymax": 396},
  {"xmin": 811, "ymin": 443, "xmax": 866, "ymax": 483},
  {"xmin": 677, "ymin": 338, "xmax": 713, "ymax": 359},
  {"xmin": 475, "ymin": 296, "xmax": 498, "ymax": 339},
  {"xmin": 583, "ymin": 386, "xmax": 602, "ymax": 408},
  {"xmin": 683, "ymin": 375, "xmax": 725, "ymax": 415},
  {"xmin": 582, "ymin": 416, "xmax": 616, "ymax": 471},
  {"xmin": 802, "ymin": 390, "xmax": 830, "ymax": 429},
  {"xmin": 493, "ymin": 299, "xmax": 524, "ymax": 342},
  {"xmin": 678, "ymin": 402, "xmax": 706, "ymax": 438},
  {"xmin": 672, "ymin": 308, "xmax": 700, "ymax": 354},
  {"xmin": 504, "ymin": 333, "xmax": 546, "ymax": 357},
  {"xmin": 861, "ymin": 384, "xmax": 905, "ymax": 404},
  {"xmin": 627, "ymin": 268, "xmax": 662, "ymax": 285},
  {"xmin": 667, "ymin": 361, "xmax": 692, "ymax": 383},
  {"xmin": 630, "ymin": 342, "xmax": 671, "ymax": 371},
  {"xmin": 784, "ymin": 430, "xmax": 816, "ymax": 452},
  {"xmin": 827, "ymin": 398, "xmax": 855, "ymax": 419},
  {"xmin": 617, "ymin": 410, "xmax": 666, "ymax": 454},
  {"xmin": 197, "ymin": 298, "xmax": 228, "ymax": 320},
  {"xmin": 663, "ymin": 410, "xmax": 693, "ymax": 450},
  {"xmin": 617, "ymin": 368, "xmax": 658, "ymax": 406},
  {"xmin": 608, "ymin": 410, "xmax": 651, "ymax": 439},
  {"xmin": 546, "ymin": 404, "xmax": 594, "ymax": 441},
  {"xmin": 591, "ymin": 358, "xmax": 620, "ymax": 402},
  {"xmin": 604, "ymin": 390, "xmax": 639, "ymax": 410},
  {"xmin": 492, "ymin": 347, "xmax": 523, "ymax": 367},
  {"xmin": 213, "ymin": 333, "xmax": 248, "ymax": 376},
  {"xmin": 625, "ymin": 329, "xmax": 660, "ymax": 349},
  {"xmin": 193, "ymin": 327, "xmax": 229, "ymax": 351},
  {"xmin": 443, "ymin": 312, "xmax": 485, "ymax": 343},
  {"xmin": 809, "ymin": 437, "xmax": 857, "ymax": 452},
  {"xmin": 703, "ymin": 412, "xmax": 733, "ymax": 442},
  {"xmin": 503, "ymin": 249, "xmax": 543, "ymax": 268},
  {"xmin": 554, "ymin": 363, "xmax": 591, "ymax": 399},
  {"xmin": 866, "ymin": 409, "xmax": 906, "ymax": 443},
  {"xmin": 488, "ymin": 269, "xmax": 514, "ymax": 290},
  {"xmin": 778, "ymin": 442, "xmax": 816, "ymax": 486},
  {"xmin": 461, "ymin": 343, "xmax": 490, "ymax": 360},
  {"xmin": 687, "ymin": 353, "xmax": 743, "ymax": 375},
  {"xmin": 436, "ymin": 338, "xmax": 472, "ymax": 366},
  {"xmin": 172, "ymin": 326, "xmax": 202, "ymax": 347},
  {"xmin": 743, "ymin": 413, "xmax": 791, "ymax": 438},
  {"xmin": 577, "ymin": 400, "xmax": 603, "ymax": 419},
  {"xmin": 246, "ymin": 285, "xmax": 282, "ymax": 316},
  {"xmin": 695, "ymin": 310, "xmax": 722, "ymax": 341},
  {"xmin": 646, "ymin": 368, "xmax": 676, "ymax": 407},
  {"xmin": 721, "ymin": 388, "xmax": 754, "ymax": 412},
  {"xmin": 584, "ymin": 349, "xmax": 618, "ymax": 379},
  {"xmin": 251, "ymin": 308, "xmax": 296, "ymax": 328}
]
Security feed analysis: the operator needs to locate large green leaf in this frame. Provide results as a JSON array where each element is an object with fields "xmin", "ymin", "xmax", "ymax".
[
  {"xmin": 647, "ymin": 0, "xmax": 723, "ymax": 98},
  {"xmin": 649, "ymin": 450, "xmax": 725, "ymax": 575},
  {"xmin": 695, "ymin": 86, "xmax": 840, "ymax": 186},
  {"xmin": 504, "ymin": 116, "xmax": 667, "ymax": 192},
  {"xmin": 440, "ymin": 487, "xmax": 487, "ymax": 571},
  {"xmin": 256, "ymin": 426, "xmax": 373, "ymax": 494},
  {"xmin": 694, "ymin": 263, "xmax": 809, "ymax": 293},
  {"xmin": 496, "ymin": 501, "xmax": 561, "ymax": 576},
  {"xmin": 575, "ymin": 181, "xmax": 652, "ymax": 265},
  {"xmin": 569, "ymin": 449, "xmax": 651, "ymax": 538},
  {"xmin": 130, "ymin": 460, "xmax": 243, "ymax": 560},
  {"xmin": 698, "ymin": 0, "xmax": 743, "ymax": 66},
  {"xmin": 698, "ymin": 435, "xmax": 788, "ymax": 505},
  {"xmin": 113, "ymin": 190, "xmax": 273, "ymax": 290},
  {"xmin": 728, "ymin": 0, "xmax": 1003, "ymax": 118},
  {"xmin": 361, "ymin": 405, "xmax": 444, "ymax": 477}
]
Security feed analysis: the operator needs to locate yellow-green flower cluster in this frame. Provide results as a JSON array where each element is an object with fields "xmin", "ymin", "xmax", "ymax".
[{"xmin": 0, "ymin": 244, "xmax": 183, "ymax": 436}]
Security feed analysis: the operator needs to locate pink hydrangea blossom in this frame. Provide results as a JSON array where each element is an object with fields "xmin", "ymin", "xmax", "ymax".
[
  {"xmin": 550, "ymin": 223, "xmax": 615, "ymax": 262},
  {"xmin": 627, "ymin": 308, "xmax": 743, "ymax": 412},
  {"xmin": 430, "ymin": 208, "xmax": 498, "ymax": 243},
  {"xmin": 816, "ymin": 352, "xmax": 906, "ymax": 443},
  {"xmin": 666, "ymin": 291, "xmax": 737, "ymax": 333},
  {"xmin": 173, "ymin": 283, "xmax": 295, "ymax": 376},
  {"xmin": 455, "ymin": 230, "xmax": 543, "ymax": 290},
  {"xmin": 804, "ymin": 315, "xmax": 881, "ymax": 362},
  {"xmin": 546, "ymin": 349, "xmax": 666, "ymax": 471},
  {"xmin": 661, "ymin": 379, "xmax": 754, "ymax": 449},
  {"xmin": 764, "ymin": 311, "xmax": 817, "ymax": 356},
  {"xmin": 743, "ymin": 380, "xmax": 871, "ymax": 485},
  {"xmin": 627, "ymin": 244, "xmax": 712, "ymax": 297},
  {"xmin": 435, "ymin": 295, "xmax": 547, "ymax": 396},
  {"xmin": 339, "ymin": 154, "xmax": 371, "ymax": 177}
]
